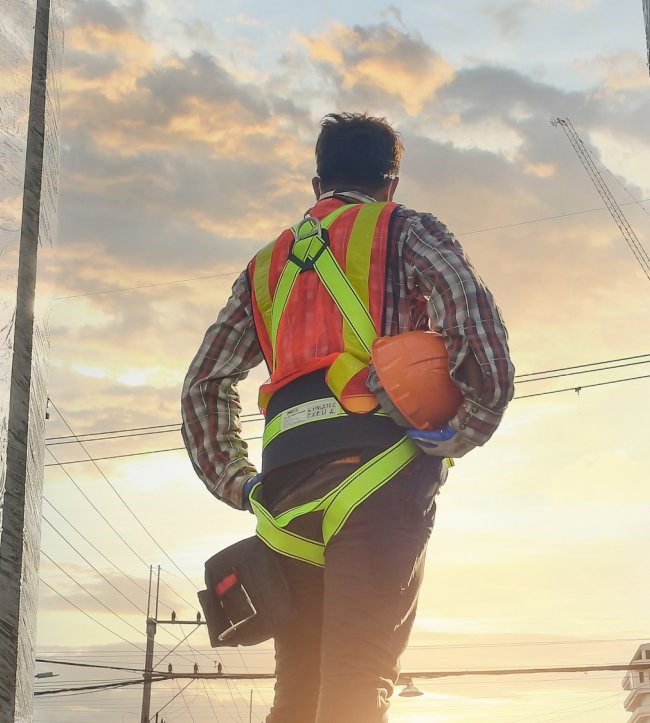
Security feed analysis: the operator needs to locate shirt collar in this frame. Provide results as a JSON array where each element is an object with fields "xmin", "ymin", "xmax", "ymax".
[{"xmin": 318, "ymin": 189, "xmax": 378, "ymax": 203}]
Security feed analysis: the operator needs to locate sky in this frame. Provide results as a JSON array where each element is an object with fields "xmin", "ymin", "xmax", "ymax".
[{"xmin": 32, "ymin": 0, "xmax": 650, "ymax": 721}]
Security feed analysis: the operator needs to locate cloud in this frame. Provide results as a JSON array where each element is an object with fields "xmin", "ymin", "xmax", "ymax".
[
  {"xmin": 50, "ymin": 6, "xmax": 650, "ymax": 446},
  {"xmin": 577, "ymin": 50, "xmax": 649, "ymax": 93},
  {"xmin": 480, "ymin": 1, "xmax": 529, "ymax": 40},
  {"xmin": 298, "ymin": 22, "xmax": 454, "ymax": 115}
]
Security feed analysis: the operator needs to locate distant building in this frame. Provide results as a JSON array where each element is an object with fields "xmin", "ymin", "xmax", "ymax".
[{"xmin": 622, "ymin": 643, "xmax": 650, "ymax": 722}]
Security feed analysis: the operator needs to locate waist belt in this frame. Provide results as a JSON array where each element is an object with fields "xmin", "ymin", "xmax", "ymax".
[{"xmin": 262, "ymin": 396, "xmax": 388, "ymax": 448}]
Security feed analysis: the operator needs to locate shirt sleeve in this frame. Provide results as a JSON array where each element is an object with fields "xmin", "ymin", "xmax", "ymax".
[
  {"xmin": 180, "ymin": 271, "xmax": 265, "ymax": 509},
  {"xmin": 401, "ymin": 211, "xmax": 515, "ymax": 446}
]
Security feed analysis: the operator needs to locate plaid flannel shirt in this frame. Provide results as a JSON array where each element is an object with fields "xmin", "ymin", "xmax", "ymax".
[{"xmin": 181, "ymin": 192, "xmax": 515, "ymax": 509}]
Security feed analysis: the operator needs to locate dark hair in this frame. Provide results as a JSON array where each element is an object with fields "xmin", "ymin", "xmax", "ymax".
[{"xmin": 315, "ymin": 112, "xmax": 403, "ymax": 191}]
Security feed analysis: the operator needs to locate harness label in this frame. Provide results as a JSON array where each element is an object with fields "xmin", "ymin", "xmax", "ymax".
[{"xmin": 280, "ymin": 398, "xmax": 343, "ymax": 432}]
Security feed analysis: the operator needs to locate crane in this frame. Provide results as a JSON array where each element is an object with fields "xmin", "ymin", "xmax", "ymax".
[{"xmin": 551, "ymin": 117, "xmax": 650, "ymax": 281}]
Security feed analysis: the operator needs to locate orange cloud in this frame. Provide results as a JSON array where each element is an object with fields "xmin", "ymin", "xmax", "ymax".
[
  {"xmin": 298, "ymin": 23, "xmax": 455, "ymax": 115},
  {"xmin": 64, "ymin": 25, "xmax": 158, "ymax": 100},
  {"xmin": 524, "ymin": 161, "xmax": 557, "ymax": 177}
]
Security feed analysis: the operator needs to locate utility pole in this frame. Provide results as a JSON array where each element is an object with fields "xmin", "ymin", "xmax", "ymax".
[
  {"xmin": 140, "ymin": 566, "xmax": 206, "ymax": 722},
  {"xmin": 140, "ymin": 616, "xmax": 157, "ymax": 723},
  {"xmin": 0, "ymin": 1, "xmax": 63, "ymax": 721},
  {"xmin": 140, "ymin": 566, "xmax": 158, "ymax": 723}
]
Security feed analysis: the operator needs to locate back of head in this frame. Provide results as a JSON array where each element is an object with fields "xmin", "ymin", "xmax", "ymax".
[{"xmin": 315, "ymin": 113, "xmax": 403, "ymax": 193}]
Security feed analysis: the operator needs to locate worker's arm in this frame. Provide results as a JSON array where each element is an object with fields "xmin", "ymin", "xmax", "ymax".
[
  {"xmin": 181, "ymin": 272, "xmax": 264, "ymax": 509},
  {"xmin": 402, "ymin": 212, "xmax": 515, "ymax": 448}
]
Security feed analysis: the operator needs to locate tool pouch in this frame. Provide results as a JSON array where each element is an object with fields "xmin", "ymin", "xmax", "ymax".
[{"xmin": 198, "ymin": 536, "xmax": 294, "ymax": 647}]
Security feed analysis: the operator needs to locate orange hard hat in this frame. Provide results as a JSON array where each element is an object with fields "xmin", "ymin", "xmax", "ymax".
[{"xmin": 371, "ymin": 331, "xmax": 463, "ymax": 430}]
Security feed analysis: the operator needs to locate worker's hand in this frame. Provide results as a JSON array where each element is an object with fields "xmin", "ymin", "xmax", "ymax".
[
  {"xmin": 406, "ymin": 426, "xmax": 476, "ymax": 458},
  {"xmin": 242, "ymin": 474, "xmax": 262, "ymax": 513}
]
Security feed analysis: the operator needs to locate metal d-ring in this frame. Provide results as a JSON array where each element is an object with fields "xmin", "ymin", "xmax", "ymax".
[{"xmin": 289, "ymin": 216, "xmax": 330, "ymax": 271}]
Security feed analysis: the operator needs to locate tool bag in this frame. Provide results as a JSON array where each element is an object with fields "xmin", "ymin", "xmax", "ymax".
[{"xmin": 198, "ymin": 536, "xmax": 294, "ymax": 647}]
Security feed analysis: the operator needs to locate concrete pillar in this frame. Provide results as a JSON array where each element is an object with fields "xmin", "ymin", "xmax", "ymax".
[{"xmin": 0, "ymin": 1, "xmax": 63, "ymax": 720}]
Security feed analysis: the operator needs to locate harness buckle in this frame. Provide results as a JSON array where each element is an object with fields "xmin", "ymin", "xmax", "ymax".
[{"xmin": 288, "ymin": 216, "xmax": 330, "ymax": 271}]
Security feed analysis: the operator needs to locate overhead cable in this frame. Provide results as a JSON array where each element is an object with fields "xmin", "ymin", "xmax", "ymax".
[
  {"xmin": 42, "ymin": 495, "xmax": 173, "ymax": 612},
  {"xmin": 44, "ymin": 355, "xmax": 650, "ymax": 446},
  {"xmin": 48, "ymin": 399, "xmax": 199, "ymax": 592},
  {"xmin": 44, "ymin": 446, "xmax": 199, "ymax": 612},
  {"xmin": 39, "ymin": 579, "xmax": 146, "ymax": 654},
  {"xmin": 44, "ymin": 372, "xmax": 650, "ymax": 467},
  {"xmin": 51, "ymin": 198, "xmax": 650, "ymax": 301},
  {"xmin": 34, "ymin": 660, "xmax": 650, "ymax": 697}
]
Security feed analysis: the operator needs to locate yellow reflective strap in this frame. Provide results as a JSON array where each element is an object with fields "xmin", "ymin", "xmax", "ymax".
[
  {"xmin": 313, "ymin": 249, "xmax": 377, "ymax": 354},
  {"xmin": 321, "ymin": 204, "xmax": 356, "ymax": 230},
  {"xmin": 253, "ymin": 205, "xmax": 354, "ymax": 353},
  {"xmin": 250, "ymin": 485, "xmax": 325, "ymax": 567},
  {"xmin": 326, "ymin": 353, "xmax": 368, "ymax": 401},
  {"xmin": 271, "ymin": 230, "xmax": 323, "ymax": 366},
  {"xmin": 251, "ymin": 437, "xmax": 419, "ymax": 567},
  {"xmin": 263, "ymin": 397, "xmax": 348, "ymax": 448},
  {"xmin": 345, "ymin": 203, "xmax": 385, "ymax": 308},
  {"xmin": 252, "ymin": 240, "xmax": 276, "ymax": 340},
  {"xmin": 341, "ymin": 203, "xmax": 386, "ymax": 361},
  {"xmin": 268, "ymin": 205, "xmax": 356, "ymax": 368},
  {"xmin": 321, "ymin": 438, "xmax": 418, "ymax": 544},
  {"xmin": 270, "ymin": 253, "xmax": 304, "ymax": 368}
]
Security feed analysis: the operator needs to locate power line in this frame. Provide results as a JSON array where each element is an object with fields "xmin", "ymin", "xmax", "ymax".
[
  {"xmin": 50, "ymin": 198, "xmax": 650, "ymax": 301},
  {"xmin": 457, "ymin": 198, "xmax": 650, "ymax": 237},
  {"xmin": 33, "ymin": 660, "xmax": 650, "ymax": 697},
  {"xmin": 35, "ymin": 658, "xmax": 146, "ymax": 674},
  {"xmin": 48, "ymin": 399, "xmax": 199, "ymax": 592},
  {"xmin": 515, "ymin": 359, "xmax": 649, "ymax": 384},
  {"xmin": 152, "ymin": 679, "xmax": 195, "ymax": 718},
  {"xmin": 42, "ymin": 517, "xmax": 147, "ymax": 616},
  {"xmin": 34, "ymin": 678, "xmax": 151, "ymax": 696},
  {"xmin": 39, "ymin": 579, "xmax": 146, "ymax": 654},
  {"xmin": 53, "ymin": 271, "xmax": 237, "ymax": 301},
  {"xmin": 174, "ymin": 678, "xmax": 197, "ymax": 723},
  {"xmin": 41, "ymin": 553, "xmax": 201, "ymax": 670},
  {"xmin": 48, "ymin": 413, "xmax": 265, "ymax": 441},
  {"xmin": 45, "ymin": 444, "xmax": 152, "ymax": 564},
  {"xmin": 42, "ymin": 495, "xmax": 174, "ymax": 613},
  {"xmin": 44, "ymin": 446, "xmax": 200, "ymax": 612},
  {"xmin": 153, "ymin": 624, "xmax": 201, "ymax": 671},
  {"xmin": 37, "ymin": 540, "xmax": 215, "ymax": 670},
  {"xmin": 43, "ymin": 372, "xmax": 650, "ymax": 467},
  {"xmin": 43, "ymin": 355, "xmax": 649, "ymax": 448},
  {"xmin": 514, "ymin": 373, "xmax": 650, "ymax": 399},
  {"xmin": 514, "ymin": 353, "xmax": 649, "ymax": 378},
  {"xmin": 41, "ymin": 551, "xmax": 152, "ymax": 642}
]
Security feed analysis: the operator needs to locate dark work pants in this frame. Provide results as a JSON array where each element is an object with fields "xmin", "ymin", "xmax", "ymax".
[{"xmin": 262, "ymin": 451, "xmax": 443, "ymax": 723}]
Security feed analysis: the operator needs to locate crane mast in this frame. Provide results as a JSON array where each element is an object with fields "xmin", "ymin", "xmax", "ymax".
[{"xmin": 551, "ymin": 117, "xmax": 650, "ymax": 281}]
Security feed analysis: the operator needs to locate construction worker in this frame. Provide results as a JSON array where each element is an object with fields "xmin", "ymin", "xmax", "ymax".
[{"xmin": 181, "ymin": 112, "xmax": 515, "ymax": 723}]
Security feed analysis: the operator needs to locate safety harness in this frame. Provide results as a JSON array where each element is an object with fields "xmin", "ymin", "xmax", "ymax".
[{"xmin": 250, "ymin": 203, "xmax": 421, "ymax": 567}]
